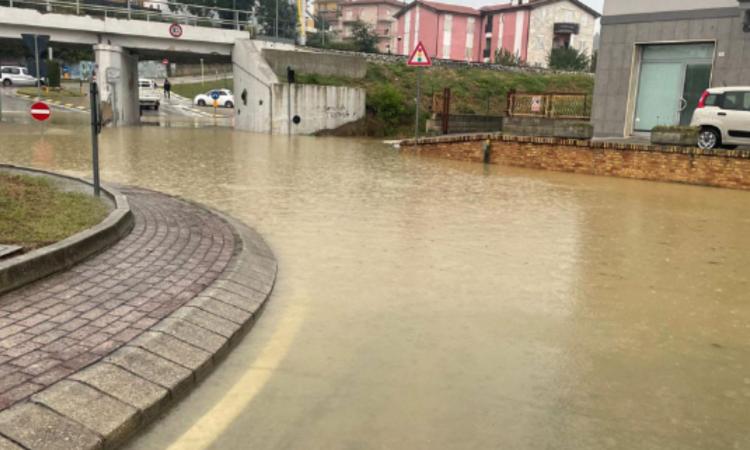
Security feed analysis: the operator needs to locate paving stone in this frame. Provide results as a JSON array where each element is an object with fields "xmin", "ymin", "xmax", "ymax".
[
  {"xmin": 0, "ymin": 435, "xmax": 23, "ymax": 450},
  {"xmin": 104, "ymin": 346, "xmax": 193, "ymax": 398},
  {"xmin": 187, "ymin": 296, "xmax": 253, "ymax": 325},
  {"xmin": 130, "ymin": 331, "xmax": 212, "ymax": 379},
  {"xmin": 0, "ymin": 402, "xmax": 102, "ymax": 450},
  {"xmin": 204, "ymin": 287, "xmax": 265, "ymax": 314},
  {"xmin": 169, "ymin": 306, "xmax": 242, "ymax": 339},
  {"xmin": 0, "ymin": 189, "xmax": 235, "ymax": 409},
  {"xmin": 32, "ymin": 380, "xmax": 139, "ymax": 448},
  {"xmin": 151, "ymin": 318, "xmax": 229, "ymax": 354},
  {"xmin": 70, "ymin": 363, "xmax": 168, "ymax": 422}
]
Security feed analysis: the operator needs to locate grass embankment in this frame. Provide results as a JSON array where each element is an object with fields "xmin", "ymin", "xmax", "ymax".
[
  {"xmin": 298, "ymin": 62, "xmax": 594, "ymax": 137},
  {"xmin": 17, "ymin": 87, "xmax": 85, "ymax": 100},
  {"xmin": 0, "ymin": 173, "xmax": 108, "ymax": 250},
  {"xmin": 171, "ymin": 79, "xmax": 233, "ymax": 99}
]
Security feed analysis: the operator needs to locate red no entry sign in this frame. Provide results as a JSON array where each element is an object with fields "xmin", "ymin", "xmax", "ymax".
[{"xmin": 30, "ymin": 102, "xmax": 50, "ymax": 121}]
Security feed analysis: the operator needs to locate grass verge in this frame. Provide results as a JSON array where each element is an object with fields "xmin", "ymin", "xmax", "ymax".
[
  {"xmin": 17, "ymin": 87, "xmax": 85, "ymax": 100},
  {"xmin": 0, "ymin": 172, "xmax": 108, "ymax": 250},
  {"xmin": 171, "ymin": 79, "xmax": 233, "ymax": 100}
]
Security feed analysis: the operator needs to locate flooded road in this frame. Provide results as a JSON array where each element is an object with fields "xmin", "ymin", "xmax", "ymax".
[{"xmin": 1, "ymin": 120, "xmax": 749, "ymax": 449}]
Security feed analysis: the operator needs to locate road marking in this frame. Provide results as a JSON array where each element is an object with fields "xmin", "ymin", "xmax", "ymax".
[{"xmin": 164, "ymin": 302, "xmax": 306, "ymax": 450}]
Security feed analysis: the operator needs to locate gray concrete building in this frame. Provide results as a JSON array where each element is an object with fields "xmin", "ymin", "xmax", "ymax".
[{"xmin": 591, "ymin": 0, "xmax": 750, "ymax": 137}]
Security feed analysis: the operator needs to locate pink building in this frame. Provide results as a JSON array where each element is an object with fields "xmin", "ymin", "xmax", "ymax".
[
  {"xmin": 394, "ymin": 0, "xmax": 599, "ymax": 67},
  {"xmin": 338, "ymin": 0, "xmax": 406, "ymax": 54}
]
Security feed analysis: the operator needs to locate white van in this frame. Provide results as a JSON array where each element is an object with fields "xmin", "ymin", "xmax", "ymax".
[
  {"xmin": 1, "ymin": 66, "xmax": 38, "ymax": 87},
  {"xmin": 139, "ymin": 79, "xmax": 161, "ymax": 110}
]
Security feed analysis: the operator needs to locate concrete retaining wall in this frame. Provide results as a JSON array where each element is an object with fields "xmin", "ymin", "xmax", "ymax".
[
  {"xmin": 399, "ymin": 133, "xmax": 750, "ymax": 190},
  {"xmin": 262, "ymin": 48, "xmax": 367, "ymax": 79},
  {"xmin": 503, "ymin": 117, "xmax": 593, "ymax": 139}
]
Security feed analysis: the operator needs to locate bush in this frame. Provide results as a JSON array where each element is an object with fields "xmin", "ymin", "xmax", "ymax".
[
  {"xmin": 368, "ymin": 84, "xmax": 408, "ymax": 132},
  {"xmin": 548, "ymin": 47, "xmax": 590, "ymax": 72},
  {"xmin": 47, "ymin": 60, "xmax": 61, "ymax": 88},
  {"xmin": 494, "ymin": 48, "xmax": 522, "ymax": 66},
  {"xmin": 350, "ymin": 20, "xmax": 378, "ymax": 53}
]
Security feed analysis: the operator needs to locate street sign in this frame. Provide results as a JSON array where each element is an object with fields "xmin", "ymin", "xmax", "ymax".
[
  {"xmin": 105, "ymin": 67, "xmax": 121, "ymax": 83},
  {"xmin": 30, "ymin": 102, "xmax": 50, "ymax": 121},
  {"xmin": 169, "ymin": 23, "xmax": 183, "ymax": 38},
  {"xmin": 211, "ymin": 91, "xmax": 220, "ymax": 100},
  {"xmin": 407, "ymin": 41, "xmax": 432, "ymax": 67}
]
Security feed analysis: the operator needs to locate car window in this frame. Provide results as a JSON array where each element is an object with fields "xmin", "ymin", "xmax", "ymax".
[
  {"xmin": 9, "ymin": 68, "xmax": 20, "ymax": 75},
  {"xmin": 705, "ymin": 94, "xmax": 720, "ymax": 107},
  {"xmin": 139, "ymin": 81, "xmax": 150, "ymax": 87},
  {"xmin": 20, "ymin": 68, "xmax": 28, "ymax": 75},
  {"xmin": 721, "ymin": 91, "xmax": 750, "ymax": 111}
]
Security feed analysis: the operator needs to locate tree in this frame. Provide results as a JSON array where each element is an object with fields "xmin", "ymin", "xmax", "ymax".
[
  {"xmin": 350, "ymin": 20, "xmax": 378, "ymax": 53},
  {"xmin": 255, "ymin": 0, "xmax": 298, "ymax": 39},
  {"xmin": 548, "ymin": 47, "xmax": 590, "ymax": 72}
]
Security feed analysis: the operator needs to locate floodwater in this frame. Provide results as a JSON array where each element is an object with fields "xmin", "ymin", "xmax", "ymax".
[{"xmin": 1, "ymin": 118, "xmax": 749, "ymax": 450}]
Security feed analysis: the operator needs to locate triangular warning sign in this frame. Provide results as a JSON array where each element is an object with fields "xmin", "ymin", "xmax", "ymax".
[{"xmin": 407, "ymin": 41, "xmax": 432, "ymax": 67}]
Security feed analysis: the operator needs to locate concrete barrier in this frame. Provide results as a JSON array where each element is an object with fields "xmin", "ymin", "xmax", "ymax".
[{"xmin": 262, "ymin": 48, "xmax": 367, "ymax": 79}]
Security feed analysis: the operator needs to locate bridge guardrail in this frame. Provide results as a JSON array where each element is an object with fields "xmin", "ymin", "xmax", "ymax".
[{"xmin": 0, "ymin": 0, "xmax": 253, "ymax": 30}]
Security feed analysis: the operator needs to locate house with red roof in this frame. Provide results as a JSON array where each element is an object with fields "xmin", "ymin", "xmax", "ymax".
[{"xmin": 393, "ymin": 0, "xmax": 600, "ymax": 66}]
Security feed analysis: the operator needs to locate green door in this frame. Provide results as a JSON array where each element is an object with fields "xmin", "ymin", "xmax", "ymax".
[
  {"xmin": 680, "ymin": 64, "xmax": 713, "ymax": 125},
  {"xmin": 634, "ymin": 63, "xmax": 683, "ymax": 131}
]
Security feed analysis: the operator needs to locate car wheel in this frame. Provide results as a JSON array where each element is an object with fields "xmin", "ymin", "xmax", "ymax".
[
  {"xmin": 197, "ymin": 99, "xmax": 206, "ymax": 107},
  {"xmin": 2, "ymin": 79, "xmax": 11, "ymax": 87},
  {"xmin": 697, "ymin": 128, "xmax": 720, "ymax": 150},
  {"xmin": 224, "ymin": 101, "xmax": 234, "ymax": 108}
]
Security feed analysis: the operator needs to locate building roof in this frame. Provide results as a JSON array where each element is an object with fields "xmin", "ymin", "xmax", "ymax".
[
  {"xmin": 394, "ymin": 0, "xmax": 481, "ymax": 17},
  {"xmin": 481, "ymin": 0, "xmax": 601, "ymax": 18},
  {"xmin": 395, "ymin": 0, "xmax": 600, "ymax": 18},
  {"xmin": 339, "ymin": 0, "xmax": 406, "ymax": 8}
]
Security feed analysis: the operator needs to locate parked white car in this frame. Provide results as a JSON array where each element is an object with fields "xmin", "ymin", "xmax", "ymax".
[
  {"xmin": 1, "ymin": 66, "xmax": 38, "ymax": 87},
  {"xmin": 139, "ymin": 79, "xmax": 160, "ymax": 110},
  {"xmin": 194, "ymin": 89, "xmax": 234, "ymax": 108},
  {"xmin": 692, "ymin": 87, "xmax": 750, "ymax": 149}
]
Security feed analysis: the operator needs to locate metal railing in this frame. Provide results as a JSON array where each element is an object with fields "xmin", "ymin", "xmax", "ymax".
[
  {"xmin": 0, "ymin": 0, "xmax": 254, "ymax": 30},
  {"xmin": 507, "ymin": 91, "xmax": 590, "ymax": 120}
]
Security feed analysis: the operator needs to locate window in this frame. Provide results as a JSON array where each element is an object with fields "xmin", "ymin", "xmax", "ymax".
[
  {"xmin": 485, "ymin": 15, "xmax": 492, "ymax": 33},
  {"xmin": 705, "ymin": 94, "xmax": 720, "ymax": 107},
  {"xmin": 442, "ymin": 14, "xmax": 452, "ymax": 59},
  {"xmin": 2, "ymin": 67, "xmax": 21, "ymax": 75},
  {"xmin": 721, "ymin": 91, "xmax": 750, "ymax": 111},
  {"xmin": 483, "ymin": 37, "xmax": 491, "ymax": 58},
  {"xmin": 466, "ymin": 17, "xmax": 475, "ymax": 61}
]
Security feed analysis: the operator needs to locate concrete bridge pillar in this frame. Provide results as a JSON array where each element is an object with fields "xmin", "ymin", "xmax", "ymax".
[{"xmin": 94, "ymin": 44, "xmax": 139, "ymax": 126}]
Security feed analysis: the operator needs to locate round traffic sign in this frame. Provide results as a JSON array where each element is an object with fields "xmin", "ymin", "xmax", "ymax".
[
  {"xmin": 211, "ymin": 91, "xmax": 220, "ymax": 100},
  {"xmin": 30, "ymin": 102, "xmax": 50, "ymax": 121},
  {"xmin": 169, "ymin": 23, "xmax": 183, "ymax": 38}
]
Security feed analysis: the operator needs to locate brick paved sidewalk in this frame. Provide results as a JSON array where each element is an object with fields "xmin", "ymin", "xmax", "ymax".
[{"xmin": 0, "ymin": 187, "xmax": 235, "ymax": 411}]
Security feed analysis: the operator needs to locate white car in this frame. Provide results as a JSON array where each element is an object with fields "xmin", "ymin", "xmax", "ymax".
[
  {"xmin": 194, "ymin": 89, "xmax": 234, "ymax": 108},
  {"xmin": 692, "ymin": 87, "xmax": 750, "ymax": 149},
  {"xmin": 1, "ymin": 66, "xmax": 38, "ymax": 87},
  {"xmin": 139, "ymin": 79, "xmax": 160, "ymax": 110}
]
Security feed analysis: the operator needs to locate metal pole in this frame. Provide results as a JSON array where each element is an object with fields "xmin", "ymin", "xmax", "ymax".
[
  {"xmin": 0, "ymin": 87, "xmax": 3, "ymax": 123},
  {"xmin": 34, "ymin": 35, "xmax": 41, "ymax": 93},
  {"xmin": 76, "ymin": 0, "xmax": 79, "ymax": 14},
  {"xmin": 89, "ymin": 81, "xmax": 101, "ymax": 197},
  {"xmin": 287, "ymin": 83, "xmax": 291, "ymax": 135},
  {"xmin": 275, "ymin": 0, "xmax": 279, "ymax": 38},
  {"xmin": 127, "ymin": 0, "xmax": 131, "ymax": 20},
  {"xmin": 200, "ymin": 58, "xmax": 204, "ymax": 86},
  {"xmin": 415, "ymin": 68, "xmax": 420, "ymax": 139}
]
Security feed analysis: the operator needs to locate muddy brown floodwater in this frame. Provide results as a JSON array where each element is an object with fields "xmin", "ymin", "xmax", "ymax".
[{"xmin": 1, "ymin": 120, "xmax": 749, "ymax": 450}]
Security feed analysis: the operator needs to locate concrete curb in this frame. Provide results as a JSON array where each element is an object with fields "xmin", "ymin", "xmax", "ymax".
[
  {"xmin": 0, "ymin": 165, "xmax": 134, "ymax": 296},
  {"xmin": 0, "ymin": 208, "xmax": 277, "ymax": 450}
]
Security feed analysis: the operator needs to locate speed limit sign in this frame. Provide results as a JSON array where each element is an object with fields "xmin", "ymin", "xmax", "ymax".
[{"xmin": 169, "ymin": 23, "xmax": 183, "ymax": 38}]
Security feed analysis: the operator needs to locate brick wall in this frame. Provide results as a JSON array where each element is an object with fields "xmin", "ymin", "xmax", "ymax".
[{"xmin": 400, "ymin": 134, "xmax": 750, "ymax": 190}]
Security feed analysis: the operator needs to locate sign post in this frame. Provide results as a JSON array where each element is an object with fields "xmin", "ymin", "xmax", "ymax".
[
  {"xmin": 89, "ymin": 81, "xmax": 102, "ymax": 197},
  {"xmin": 407, "ymin": 41, "xmax": 432, "ymax": 140}
]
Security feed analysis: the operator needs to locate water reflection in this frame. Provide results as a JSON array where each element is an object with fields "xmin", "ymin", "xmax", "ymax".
[{"xmin": 0, "ymin": 123, "xmax": 749, "ymax": 450}]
